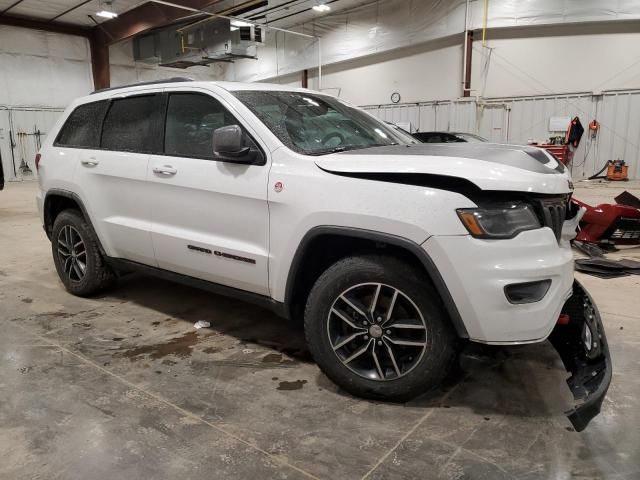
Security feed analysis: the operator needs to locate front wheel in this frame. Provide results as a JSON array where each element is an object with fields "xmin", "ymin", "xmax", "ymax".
[{"xmin": 304, "ymin": 255, "xmax": 457, "ymax": 401}]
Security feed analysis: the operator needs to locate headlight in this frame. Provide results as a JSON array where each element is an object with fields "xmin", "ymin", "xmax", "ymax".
[{"xmin": 457, "ymin": 203, "xmax": 541, "ymax": 239}]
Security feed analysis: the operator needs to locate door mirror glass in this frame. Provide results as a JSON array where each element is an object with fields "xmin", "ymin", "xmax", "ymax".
[{"xmin": 213, "ymin": 125, "xmax": 250, "ymax": 159}]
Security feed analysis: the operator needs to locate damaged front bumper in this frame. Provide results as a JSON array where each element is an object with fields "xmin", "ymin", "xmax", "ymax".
[{"xmin": 549, "ymin": 280, "xmax": 612, "ymax": 432}]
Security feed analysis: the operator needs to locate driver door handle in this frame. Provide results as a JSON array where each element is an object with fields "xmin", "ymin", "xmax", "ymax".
[{"xmin": 153, "ymin": 165, "xmax": 177, "ymax": 176}]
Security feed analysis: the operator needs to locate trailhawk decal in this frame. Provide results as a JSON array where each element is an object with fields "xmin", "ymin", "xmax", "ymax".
[{"xmin": 187, "ymin": 245, "xmax": 256, "ymax": 265}]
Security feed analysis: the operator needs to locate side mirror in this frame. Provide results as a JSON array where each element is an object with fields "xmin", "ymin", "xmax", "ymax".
[{"xmin": 213, "ymin": 125, "xmax": 250, "ymax": 160}]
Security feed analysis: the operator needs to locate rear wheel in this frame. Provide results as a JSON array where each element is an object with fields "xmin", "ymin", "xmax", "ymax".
[
  {"xmin": 51, "ymin": 209, "xmax": 115, "ymax": 296},
  {"xmin": 304, "ymin": 255, "xmax": 457, "ymax": 401}
]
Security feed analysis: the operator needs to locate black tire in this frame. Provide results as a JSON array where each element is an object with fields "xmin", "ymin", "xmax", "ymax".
[
  {"xmin": 51, "ymin": 209, "xmax": 116, "ymax": 296},
  {"xmin": 304, "ymin": 254, "xmax": 457, "ymax": 402}
]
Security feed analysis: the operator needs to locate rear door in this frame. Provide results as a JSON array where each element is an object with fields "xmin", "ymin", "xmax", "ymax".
[
  {"xmin": 147, "ymin": 88, "xmax": 270, "ymax": 295},
  {"xmin": 72, "ymin": 92, "xmax": 164, "ymax": 266}
]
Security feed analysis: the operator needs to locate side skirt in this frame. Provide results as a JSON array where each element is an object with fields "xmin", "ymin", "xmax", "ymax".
[{"xmin": 106, "ymin": 257, "xmax": 288, "ymax": 319}]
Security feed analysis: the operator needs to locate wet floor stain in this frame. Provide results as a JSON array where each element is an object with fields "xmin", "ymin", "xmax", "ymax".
[
  {"xmin": 72, "ymin": 322, "xmax": 93, "ymax": 329},
  {"xmin": 277, "ymin": 379, "xmax": 307, "ymax": 391},
  {"xmin": 120, "ymin": 331, "xmax": 205, "ymax": 361},
  {"xmin": 262, "ymin": 353, "xmax": 284, "ymax": 363},
  {"xmin": 36, "ymin": 310, "xmax": 101, "ymax": 321},
  {"xmin": 243, "ymin": 338, "xmax": 312, "ymax": 363},
  {"xmin": 21, "ymin": 297, "xmax": 33, "ymax": 303}
]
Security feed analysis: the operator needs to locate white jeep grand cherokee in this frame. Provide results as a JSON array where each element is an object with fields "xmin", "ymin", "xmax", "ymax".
[{"xmin": 36, "ymin": 79, "xmax": 610, "ymax": 430}]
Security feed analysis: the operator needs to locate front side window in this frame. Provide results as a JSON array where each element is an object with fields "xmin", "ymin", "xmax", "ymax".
[
  {"xmin": 101, "ymin": 95, "xmax": 161, "ymax": 153},
  {"xmin": 56, "ymin": 101, "xmax": 108, "ymax": 148},
  {"xmin": 233, "ymin": 91, "xmax": 412, "ymax": 155},
  {"xmin": 164, "ymin": 93, "xmax": 252, "ymax": 159}
]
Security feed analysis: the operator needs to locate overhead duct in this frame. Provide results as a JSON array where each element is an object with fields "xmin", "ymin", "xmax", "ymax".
[{"xmin": 133, "ymin": 17, "xmax": 264, "ymax": 69}]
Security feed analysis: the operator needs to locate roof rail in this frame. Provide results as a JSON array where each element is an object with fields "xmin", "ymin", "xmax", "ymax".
[{"xmin": 91, "ymin": 77, "xmax": 194, "ymax": 95}]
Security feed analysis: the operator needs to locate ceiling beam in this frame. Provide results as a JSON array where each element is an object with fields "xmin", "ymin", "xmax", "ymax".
[
  {"xmin": 48, "ymin": 0, "xmax": 94, "ymax": 22},
  {"xmin": 0, "ymin": 0, "xmax": 27, "ymax": 16},
  {"xmin": 0, "ymin": 14, "xmax": 91, "ymax": 37}
]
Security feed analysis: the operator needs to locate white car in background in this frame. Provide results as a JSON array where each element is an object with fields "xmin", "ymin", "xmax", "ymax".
[{"xmin": 36, "ymin": 79, "xmax": 610, "ymax": 430}]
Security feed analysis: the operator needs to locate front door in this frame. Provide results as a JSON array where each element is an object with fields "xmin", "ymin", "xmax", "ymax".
[{"xmin": 147, "ymin": 89, "xmax": 270, "ymax": 295}]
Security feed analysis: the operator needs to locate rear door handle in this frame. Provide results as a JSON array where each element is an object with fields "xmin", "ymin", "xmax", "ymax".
[
  {"xmin": 153, "ymin": 165, "xmax": 177, "ymax": 176},
  {"xmin": 81, "ymin": 158, "xmax": 99, "ymax": 167}
]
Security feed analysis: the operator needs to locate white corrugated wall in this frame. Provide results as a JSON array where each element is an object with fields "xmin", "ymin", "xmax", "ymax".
[
  {"xmin": 362, "ymin": 100, "xmax": 477, "ymax": 135},
  {"xmin": 365, "ymin": 89, "xmax": 640, "ymax": 180}
]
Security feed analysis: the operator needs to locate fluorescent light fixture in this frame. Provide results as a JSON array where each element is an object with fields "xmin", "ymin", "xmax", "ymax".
[
  {"xmin": 230, "ymin": 20, "xmax": 253, "ymax": 27},
  {"xmin": 96, "ymin": 10, "xmax": 118, "ymax": 18},
  {"xmin": 312, "ymin": 4, "xmax": 331, "ymax": 12}
]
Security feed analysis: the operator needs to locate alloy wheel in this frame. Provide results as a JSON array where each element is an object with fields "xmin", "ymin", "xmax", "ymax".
[
  {"xmin": 57, "ymin": 225, "xmax": 87, "ymax": 282},
  {"xmin": 327, "ymin": 283, "xmax": 428, "ymax": 381}
]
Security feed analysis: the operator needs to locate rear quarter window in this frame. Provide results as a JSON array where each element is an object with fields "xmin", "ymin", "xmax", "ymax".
[{"xmin": 55, "ymin": 101, "xmax": 108, "ymax": 148}]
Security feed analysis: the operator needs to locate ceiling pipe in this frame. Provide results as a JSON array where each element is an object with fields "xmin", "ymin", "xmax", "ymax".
[
  {"xmin": 150, "ymin": 0, "xmax": 315, "ymax": 38},
  {"xmin": 175, "ymin": 0, "xmax": 267, "ymax": 33},
  {"xmin": 482, "ymin": 0, "xmax": 489, "ymax": 46}
]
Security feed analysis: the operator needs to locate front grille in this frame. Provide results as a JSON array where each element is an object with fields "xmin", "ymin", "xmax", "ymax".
[
  {"xmin": 609, "ymin": 217, "xmax": 640, "ymax": 240},
  {"xmin": 536, "ymin": 199, "xmax": 568, "ymax": 241}
]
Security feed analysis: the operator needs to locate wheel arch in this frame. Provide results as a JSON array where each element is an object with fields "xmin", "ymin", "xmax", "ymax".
[
  {"xmin": 284, "ymin": 226, "xmax": 469, "ymax": 338},
  {"xmin": 43, "ymin": 189, "xmax": 106, "ymax": 255}
]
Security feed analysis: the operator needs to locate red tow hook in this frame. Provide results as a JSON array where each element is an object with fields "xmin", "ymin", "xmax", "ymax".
[{"xmin": 557, "ymin": 313, "xmax": 570, "ymax": 325}]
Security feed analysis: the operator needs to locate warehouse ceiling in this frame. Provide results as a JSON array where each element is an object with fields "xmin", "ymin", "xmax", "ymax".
[
  {"xmin": 0, "ymin": 0, "xmax": 367, "ymax": 29},
  {"xmin": 0, "ymin": 0, "xmax": 142, "ymax": 26}
]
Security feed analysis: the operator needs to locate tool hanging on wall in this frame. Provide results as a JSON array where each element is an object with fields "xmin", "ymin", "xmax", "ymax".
[
  {"xmin": 33, "ymin": 125, "xmax": 43, "ymax": 152},
  {"xmin": 8, "ymin": 129, "xmax": 17, "ymax": 178},
  {"xmin": 12, "ymin": 126, "xmax": 46, "ymax": 178},
  {"xmin": 0, "ymin": 142, "xmax": 4, "ymax": 190},
  {"xmin": 17, "ymin": 130, "xmax": 33, "ymax": 176},
  {"xmin": 565, "ymin": 116, "xmax": 584, "ymax": 147},
  {"xmin": 588, "ymin": 119, "xmax": 600, "ymax": 139}
]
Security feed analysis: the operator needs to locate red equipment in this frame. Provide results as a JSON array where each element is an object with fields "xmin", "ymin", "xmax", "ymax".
[
  {"xmin": 573, "ymin": 197, "xmax": 640, "ymax": 245},
  {"xmin": 538, "ymin": 144, "xmax": 571, "ymax": 165}
]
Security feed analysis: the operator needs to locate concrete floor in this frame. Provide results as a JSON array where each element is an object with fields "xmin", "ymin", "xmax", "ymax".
[{"xmin": 1, "ymin": 180, "xmax": 639, "ymax": 480}]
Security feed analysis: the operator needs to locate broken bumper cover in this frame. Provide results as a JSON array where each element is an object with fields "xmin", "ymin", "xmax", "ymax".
[{"xmin": 549, "ymin": 280, "xmax": 612, "ymax": 432}]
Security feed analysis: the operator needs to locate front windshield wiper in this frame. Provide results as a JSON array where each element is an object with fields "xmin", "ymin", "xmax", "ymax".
[
  {"xmin": 368, "ymin": 143, "xmax": 398, "ymax": 148},
  {"xmin": 308, "ymin": 146, "xmax": 347, "ymax": 156},
  {"xmin": 307, "ymin": 143, "xmax": 398, "ymax": 156}
]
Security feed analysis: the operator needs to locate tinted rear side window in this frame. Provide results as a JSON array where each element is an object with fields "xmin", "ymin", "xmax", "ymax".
[
  {"xmin": 101, "ymin": 95, "xmax": 161, "ymax": 153},
  {"xmin": 56, "ymin": 101, "xmax": 108, "ymax": 148}
]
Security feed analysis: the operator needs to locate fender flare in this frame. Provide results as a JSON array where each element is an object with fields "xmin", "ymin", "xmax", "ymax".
[
  {"xmin": 43, "ymin": 189, "xmax": 106, "ymax": 255},
  {"xmin": 284, "ymin": 226, "xmax": 469, "ymax": 338}
]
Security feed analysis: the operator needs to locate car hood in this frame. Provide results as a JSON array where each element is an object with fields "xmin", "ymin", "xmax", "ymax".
[{"xmin": 315, "ymin": 143, "xmax": 572, "ymax": 194}]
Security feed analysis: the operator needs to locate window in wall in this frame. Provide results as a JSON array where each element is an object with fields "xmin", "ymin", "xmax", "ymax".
[
  {"xmin": 101, "ymin": 95, "xmax": 161, "ymax": 153},
  {"xmin": 164, "ymin": 93, "xmax": 254, "ymax": 159},
  {"xmin": 55, "ymin": 101, "xmax": 108, "ymax": 148}
]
